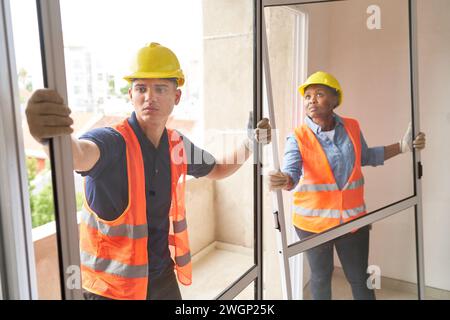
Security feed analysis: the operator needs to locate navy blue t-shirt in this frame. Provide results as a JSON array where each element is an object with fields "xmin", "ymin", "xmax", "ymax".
[{"xmin": 78, "ymin": 112, "xmax": 216, "ymax": 276}]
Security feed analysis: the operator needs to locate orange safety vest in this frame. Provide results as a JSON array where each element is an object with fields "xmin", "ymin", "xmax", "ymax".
[
  {"xmin": 292, "ymin": 117, "xmax": 366, "ymax": 234},
  {"xmin": 79, "ymin": 119, "xmax": 192, "ymax": 300}
]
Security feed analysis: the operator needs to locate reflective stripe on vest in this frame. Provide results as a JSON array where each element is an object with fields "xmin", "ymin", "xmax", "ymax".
[
  {"xmin": 342, "ymin": 204, "xmax": 366, "ymax": 219},
  {"xmin": 79, "ymin": 119, "xmax": 191, "ymax": 300},
  {"xmin": 344, "ymin": 177, "xmax": 365, "ymax": 191},
  {"xmin": 296, "ymin": 177, "xmax": 364, "ymax": 193},
  {"xmin": 297, "ymin": 183, "xmax": 339, "ymax": 192},
  {"xmin": 80, "ymin": 250, "xmax": 148, "ymax": 278},
  {"xmin": 293, "ymin": 206, "xmax": 341, "ymax": 219},
  {"xmin": 175, "ymin": 252, "xmax": 191, "ymax": 267},
  {"xmin": 80, "ymin": 210, "xmax": 148, "ymax": 239},
  {"xmin": 173, "ymin": 218, "xmax": 187, "ymax": 233},
  {"xmin": 292, "ymin": 117, "xmax": 366, "ymax": 233},
  {"xmin": 293, "ymin": 203, "xmax": 366, "ymax": 220}
]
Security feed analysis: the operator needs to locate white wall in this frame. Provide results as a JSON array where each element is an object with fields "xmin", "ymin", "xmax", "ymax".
[
  {"xmin": 417, "ymin": 0, "xmax": 450, "ymax": 291},
  {"xmin": 202, "ymin": 0, "xmax": 254, "ymax": 248},
  {"xmin": 186, "ymin": 178, "xmax": 215, "ymax": 255}
]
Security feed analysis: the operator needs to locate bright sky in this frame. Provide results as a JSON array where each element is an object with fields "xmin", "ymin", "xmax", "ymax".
[
  {"xmin": 10, "ymin": 0, "xmax": 203, "ymax": 86},
  {"xmin": 10, "ymin": 0, "xmax": 44, "ymax": 89}
]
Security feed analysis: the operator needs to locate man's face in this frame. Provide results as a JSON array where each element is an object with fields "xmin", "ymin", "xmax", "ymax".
[
  {"xmin": 303, "ymin": 84, "xmax": 339, "ymax": 119},
  {"xmin": 128, "ymin": 78, "xmax": 181, "ymax": 124}
]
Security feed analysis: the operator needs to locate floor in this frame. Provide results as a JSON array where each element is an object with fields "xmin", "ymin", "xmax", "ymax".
[
  {"xmin": 179, "ymin": 243, "xmax": 450, "ymax": 300},
  {"xmin": 179, "ymin": 242, "xmax": 253, "ymax": 300},
  {"xmin": 303, "ymin": 267, "xmax": 418, "ymax": 300},
  {"xmin": 303, "ymin": 267, "xmax": 450, "ymax": 300}
]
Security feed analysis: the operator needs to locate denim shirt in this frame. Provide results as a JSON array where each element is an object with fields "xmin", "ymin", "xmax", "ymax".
[{"xmin": 281, "ymin": 114, "xmax": 385, "ymax": 190}]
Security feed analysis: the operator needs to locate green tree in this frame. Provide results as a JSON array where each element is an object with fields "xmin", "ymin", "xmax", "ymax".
[
  {"xmin": 108, "ymin": 76, "xmax": 116, "ymax": 96},
  {"xmin": 26, "ymin": 81, "xmax": 33, "ymax": 92},
  {"xmin": 26, "ymin": 157, "xmax": 37, "ymax": 213},
  {"xmin": 27, "ymin": 158, "xmax": 85, "ymax": 228},
  {"xmin": 76, "ymin": 192, "xmax": 83, "ymax": 212},
  {"xmin": 18, "ymin": 67, "xmax": 28, "ymax": 86},
  {"xmin": 30, "ymin": 183, "xmax": 55, "ymax": 228},
  {"xmin": 26, "ymin": 157, "xmax": 37, "ymax": 184},
  {"xmin": 120, "ymin": 83, "xmax": 130, "ymax": 96},
  {"xmin": 18, "ymin": 68, "xmax": 33, "ymax": 104},
  {"xmin": 26, "ymin": 157, "xmax": 55, "ymax": 228}
]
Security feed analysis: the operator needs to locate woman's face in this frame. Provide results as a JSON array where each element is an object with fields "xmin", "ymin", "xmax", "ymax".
[{"xmin": 303, "ymin": 84, "xmax": 339, "ymax": 120}]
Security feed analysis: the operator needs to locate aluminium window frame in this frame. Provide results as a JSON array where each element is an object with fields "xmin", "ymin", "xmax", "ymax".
[
  {"xmin": 261, "ymin": 0, "xmax": 425, "ymax": 300},
  {"xmin": 0, "ymin": 0, "xmax": 38, "ymax": 300},
  {"xmin": 35, "ymin": 0, "xmax": 83, "ymax": 300},
  {"xmin": 207, "ymin": 0, "xmax": 265, "ymax": 301}
]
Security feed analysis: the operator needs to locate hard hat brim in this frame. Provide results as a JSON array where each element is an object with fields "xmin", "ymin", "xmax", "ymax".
[
  {"xmin": 298, "ymin": 82, "xmax": 343, "ymax": 106},
  {"xmin": 124, "ymin": 71, "xmax": 185, "ymax": 87}
]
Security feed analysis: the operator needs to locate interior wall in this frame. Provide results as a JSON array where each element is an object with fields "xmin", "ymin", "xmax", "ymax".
[
  {"xmin": 417, "ymin": 0, "xmax": 450, "ymax": 291},
  {"xmin": 202, "ymin": 0, "xmax": 254, "ymax": 248},
  {"xmin": 186, "ymin": 178, "xmax": 215, "ymax": 255}
]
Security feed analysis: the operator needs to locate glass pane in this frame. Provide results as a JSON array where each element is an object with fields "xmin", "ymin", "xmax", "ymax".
[
  {"xmin": 301, "ymin": 208, "xmax": 417, "ymax": 300},
  {"xmin": 198, "ymin": 0, "xmax": 255, "ymax": 299},
  {"xmin": 59, "ymin": 0, "xmax": 254, "ymax": 299},
  {"xmin": 264, "ymin": 0, "xmax": 415, "ymax": 244},
  {"xmin": 10, "ymin": 0, "xmax": 62, "ymax": 299}
]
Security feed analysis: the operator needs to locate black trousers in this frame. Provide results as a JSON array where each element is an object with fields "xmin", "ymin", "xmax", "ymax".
[
  {"xmin": 83, "ymin": 266, "xmax": 182, "ymax": 300},
  {"xmin": 296, "ymin": 225, "xmax": 376, "ymax": 300}
]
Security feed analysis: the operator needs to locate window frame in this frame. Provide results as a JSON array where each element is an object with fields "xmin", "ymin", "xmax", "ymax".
[
  {"xmin": 35, "ymin": 0, "xmax": 82, "ymax": 300},
  {"xmin": 0, "ymin": 0, "xmax": 38, "ymax": 300}
]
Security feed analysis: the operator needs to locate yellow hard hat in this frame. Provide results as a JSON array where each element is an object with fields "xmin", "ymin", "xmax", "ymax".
[
  {"xmin": 298, "ymin": 71, "xmax": 343, "ymax": 106},
  {"xmin": 123, "ymin": 42, "xmax": 185, "ymax": 87}
]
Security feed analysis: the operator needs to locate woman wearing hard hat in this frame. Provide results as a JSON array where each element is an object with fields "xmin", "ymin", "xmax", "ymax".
[{"xmin": 268, "ymin": 71, "xmax": 426, "ymax": 300}]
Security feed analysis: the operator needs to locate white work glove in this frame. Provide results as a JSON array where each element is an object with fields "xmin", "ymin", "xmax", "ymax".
[
  {"xmin": 244, "ymin": 111, "xmax": 271, "ymax": 152},
  {"xmin": 26, "ymin": 89, "xmax": 73, "ymax": 144},
  {"xmin": 399, "ymin": 122, "xmax": 426, "ymax": 153},
  {"xmin": 267, "ymin": 170, "xmax": 292, "ymax": 191}
]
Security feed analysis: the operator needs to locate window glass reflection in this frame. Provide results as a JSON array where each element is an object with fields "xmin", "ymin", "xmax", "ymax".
[
  {"xmin": 59, "ymin": 0, "xmax": 255, "ymax": 299},
  {"xmin": 264, "ymin": 0, "xmax": 415, "ymax": 245}
]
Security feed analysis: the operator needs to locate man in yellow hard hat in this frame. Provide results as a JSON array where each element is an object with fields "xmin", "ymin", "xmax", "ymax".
[
  {"xmin": 268, "ymin": 71, "xmax": 425, "ymax": 300},
  {"xmin": 26, "ymin": 43, "xmax": 271, "ymax": 300}
]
